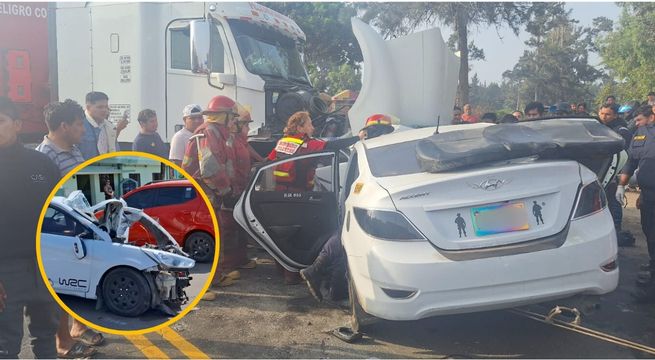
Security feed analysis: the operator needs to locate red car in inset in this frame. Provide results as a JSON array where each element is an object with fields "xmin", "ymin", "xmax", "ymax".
[{"xmin": 122, "ymin": 180, "xmax": 216, "ymax": 262}]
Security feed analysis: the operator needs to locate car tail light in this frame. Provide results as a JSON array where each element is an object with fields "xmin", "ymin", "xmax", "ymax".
[
  {"xmin": 353, "ymin": 207, "xmax": 425, "ymax": 241},
  {"xmin": 572, "ymin": 181, "xmax": 607, "ymax": 220}
]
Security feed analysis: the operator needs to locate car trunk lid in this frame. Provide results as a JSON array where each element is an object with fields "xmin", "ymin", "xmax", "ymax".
[{"xmin": 376, "ymin": 159, "xmax": 582, "ymax": 251}]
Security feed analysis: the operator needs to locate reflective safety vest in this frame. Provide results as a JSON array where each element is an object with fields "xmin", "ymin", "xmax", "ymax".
[{"xmin": 269, "ymin": 134, "xmax": 326, "ymax": 190}]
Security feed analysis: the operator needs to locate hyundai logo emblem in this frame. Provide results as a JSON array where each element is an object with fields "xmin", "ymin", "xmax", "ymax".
[{"xmin": 468, "ymin": 178, "xmax": 511, "ymax": 191}]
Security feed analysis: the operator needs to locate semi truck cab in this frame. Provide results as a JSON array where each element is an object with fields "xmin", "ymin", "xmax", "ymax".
[{"xmin": 55, "ymin": 2, "xmax": 329, "ymax": 152}]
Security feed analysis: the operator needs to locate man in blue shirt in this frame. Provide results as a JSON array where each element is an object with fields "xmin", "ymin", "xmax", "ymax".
[{"xmin": 616, "ymin": 105, "xmax": 655, "ymax": 302}]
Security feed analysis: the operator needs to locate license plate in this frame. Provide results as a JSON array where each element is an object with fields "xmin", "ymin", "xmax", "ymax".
[{"xmin": 471, "ymin": 202, "xmax": 529, "ymax": 236}]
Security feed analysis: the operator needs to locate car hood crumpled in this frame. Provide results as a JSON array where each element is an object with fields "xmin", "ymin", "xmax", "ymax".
[
  {"xmin": 347, "ymin": 18, "xmax": 459, "ymax": 131},
  {"xmin": 66, "ymin": 192, "xmax": 189, "ymax": 257}
]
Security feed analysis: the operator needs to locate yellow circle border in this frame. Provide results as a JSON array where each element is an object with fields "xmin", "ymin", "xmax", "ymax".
[{"xmin": 35, "ymin": 151, "xmax": 220, "ymax": 336}]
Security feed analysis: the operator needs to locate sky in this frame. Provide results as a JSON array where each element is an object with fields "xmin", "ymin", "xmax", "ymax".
[{"xmin": 439, "ymin": 2, "xmax": 620, "ymax": 84}]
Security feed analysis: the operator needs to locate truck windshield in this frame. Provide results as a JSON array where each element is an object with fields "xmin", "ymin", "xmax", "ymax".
[{"xmin": 228, "ymin": 19, "xmax": 310, "ymax": 84}]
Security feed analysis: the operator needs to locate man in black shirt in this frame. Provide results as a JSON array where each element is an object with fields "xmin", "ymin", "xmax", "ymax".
[
  {"xmin": 599, "ymin": 103, "xmax": 632, "ymax": 147},
  {"xmin": 132, "ymin": 109, "xmax": 168, "ymax": 158},
  {"xmin": 599, "ymin": 103, "xmax": 633, "ymax": 246},
  {"xmin": 616, "ymin": 105, "xmax": 655, "ymax": 301},
  {"xmin": 0, "ymin": 97, "xmax": 60, "ymax": 358}
]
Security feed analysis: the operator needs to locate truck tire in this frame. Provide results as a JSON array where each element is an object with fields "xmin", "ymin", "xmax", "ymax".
[
  {"xmin": 102, "ymin": 267, "xmax": 151, "ymax": 317},
  {"xmin": 185, "ymin": 232, "xmax": 215, "ymax": 263}
]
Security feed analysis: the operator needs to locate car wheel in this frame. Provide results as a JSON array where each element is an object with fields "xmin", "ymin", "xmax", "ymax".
[
  {"xmin": 185, "ymin": 232, "xmax": 215, "ymax": 262},
  {"xmin": 348, "ymin": 272, "xmax": 375, "ymax": 333},
  {"xmin": 102, "ymin": 267, "xmax": 151, "ymax": 317}
]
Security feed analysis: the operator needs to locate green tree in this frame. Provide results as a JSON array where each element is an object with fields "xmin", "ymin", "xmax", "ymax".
[
  {"xmin": 267, "ymin": 3, "xmax": 362, "ymax": 94},
  {"xmin": 309, "ymin": 63, "xmax": 362, "ymax": 95},
  {"xmin": 359, "ymin": 2, "xmax": 531, "ymax": 105},
  {"xmin": 503, "ymin": 3, "xmax": 605, "ymax": 105},
  {"xmin": 469, "ymin": 73, "xmax": 511, "ymax": 114},
  {"xmin": 599, "ymin": 3, "xmax": 655, "ymax": 102}
]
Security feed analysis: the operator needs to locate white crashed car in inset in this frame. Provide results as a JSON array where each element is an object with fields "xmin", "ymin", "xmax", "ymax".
[
  {"xmin": 235, "ymin": 118, "xmax": 622, "ymax": 331},
  {"xmin": 40, "ymin": 191, "xmax": 195, "ymax": 317}
]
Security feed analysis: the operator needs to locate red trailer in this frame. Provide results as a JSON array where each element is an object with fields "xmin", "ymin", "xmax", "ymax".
[{"xmin": 0, "ymin": 2, "xmax": 53, "ymax": 143}]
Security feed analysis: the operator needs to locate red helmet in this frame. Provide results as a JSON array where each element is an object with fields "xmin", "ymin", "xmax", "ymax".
[
  {"xmin": 204, "ymin": 95, "xmax": 238, "ymax": 115},
  {"xmin": 363, "ymin": 114, "xmax": 392, "ymax": 128}
]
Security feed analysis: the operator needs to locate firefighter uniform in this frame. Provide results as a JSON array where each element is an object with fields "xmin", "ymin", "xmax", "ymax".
[
  {"xmin": 0, "ymin": 141, "xmax": 60, "ymax": 359},
  {"xmin": 229, "ymin": 108, "xmax": 255, "ymax": 269},
  {"xmin": 182, "ymin": 96, "xmax": 244, "ymax": 273},
  {"xmin": 268, "ymin": 134, "xmax": 327, "ymax": 191},
  {"xmin": 183, "ymin": 121, "xmax": 236, "ymax": 203}
]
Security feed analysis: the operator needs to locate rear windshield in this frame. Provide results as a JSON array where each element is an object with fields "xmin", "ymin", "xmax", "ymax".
[{"xmin": 366, "ymin": 140, "xmax": 423, "ymax": 177}]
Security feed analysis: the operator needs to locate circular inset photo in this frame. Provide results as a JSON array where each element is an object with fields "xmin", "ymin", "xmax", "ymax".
[{"xmin": 36, "ymin": 152, "xmax": 219, "ymax": 334}]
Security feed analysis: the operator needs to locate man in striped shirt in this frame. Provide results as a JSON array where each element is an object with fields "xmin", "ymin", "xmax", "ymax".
[
  {"xmin": 36, "ymin": 99, "xmax": 86, "ymax": 177},
  {"xmin": 36, "ymin": 99, "xmax": 102, "ymax": 358}
]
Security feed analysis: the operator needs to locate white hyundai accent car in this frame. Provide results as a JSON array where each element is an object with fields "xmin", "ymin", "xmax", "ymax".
[
  {"xmin": 234, "ymin": 118, "xmax": 622, "ymax": 330},
  {"xmin": 41, "ymin": 192, "xmax": 196, "ymax": 317}
]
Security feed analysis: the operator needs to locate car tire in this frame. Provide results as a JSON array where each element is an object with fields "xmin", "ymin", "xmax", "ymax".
[
  {"xmin": 185, "ymin": 232, "xmax": 215, "ymax": 262},
  {"xmin": 348, "ymin": 271, "xmax": 375, "ymax": 333},
  {"xmin": 102, "ymin": 267, "xmax": 152, "ymax": 317}
]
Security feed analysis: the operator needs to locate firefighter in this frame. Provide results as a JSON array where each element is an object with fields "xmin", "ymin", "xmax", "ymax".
[
  {"xmin": 268, "ymin": 111, "xmax": 361, "ymax": 284},
  {"xmin": 235, "ymin": 103, "xmax": 264, "ymax": 164},
  {"xmin": 268, "ymin": 111, "xmax": 361, "ymax": 192},
  {"xmin": 229, "ymin": 103, "xmax": 258, "ymax": 271},
  {"xmin": 182, "ymin": 95, "xmax": 244, "ymax": 293},
  {"xmin": 358, "ymin": 113, "xmax": 395, "ymax": 140}
]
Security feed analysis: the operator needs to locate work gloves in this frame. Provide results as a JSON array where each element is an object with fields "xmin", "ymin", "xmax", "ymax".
[{"xmin": 615, "ymin": 185, "xmax": 626, "ymax": 207}]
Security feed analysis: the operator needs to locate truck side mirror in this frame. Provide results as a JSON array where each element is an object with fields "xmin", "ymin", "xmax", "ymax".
[
  {"xmin": 73, "ymin": 236, "xmax": 86, "ymax": 259},
  {"xmin": 190, "ymin": 20, "xmax": 211, "ymax": 74}
]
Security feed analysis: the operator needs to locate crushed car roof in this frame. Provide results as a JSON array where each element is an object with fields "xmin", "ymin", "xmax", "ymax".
[
  {"xmin": 363, "ymin": 123, "xmax": 489, "ymax": 149},
  {"xmin": 417, "ymin": 118, "xmax": 624, "ymax": 173}
]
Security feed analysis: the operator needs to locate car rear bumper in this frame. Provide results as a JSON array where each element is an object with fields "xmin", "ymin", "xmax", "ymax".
[{"xmin": 344, "ymin": 208, "xmax": 618, "ymax": 321}]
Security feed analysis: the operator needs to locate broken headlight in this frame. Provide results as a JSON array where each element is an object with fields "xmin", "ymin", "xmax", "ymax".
[{"xmin": 143, "ymin": 250, "xmax": 195, "ymax": 270}]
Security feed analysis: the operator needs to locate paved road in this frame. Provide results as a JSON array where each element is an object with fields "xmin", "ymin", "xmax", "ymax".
[
  {"xmin": 164, "ymin": 257, "xmax": 653, "ymax": 358},
  {"xmin": 60, "ymin": 263, "xmax": 212, "ymax": 331},
  {"xmin": 160, "ymin": 191, "xmax": 655, "ymax": 358},
  {"xmin": 19, "ymin": 191, "xmax": 655, "ymax": 358}
]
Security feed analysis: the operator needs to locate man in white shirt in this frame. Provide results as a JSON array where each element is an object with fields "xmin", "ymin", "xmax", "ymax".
[
  {"xmin": 79, "ymin": 92, "xmax": 128, "ymax": 159},
  {"xmin": 169, "ymin": 104, "xmax": 203, "ymax": 166}
]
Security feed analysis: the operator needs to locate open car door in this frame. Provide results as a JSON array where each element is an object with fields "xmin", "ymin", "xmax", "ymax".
[{"xmin": 234, "ymin": 151, "xmax": 341, "ymax": 272}]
